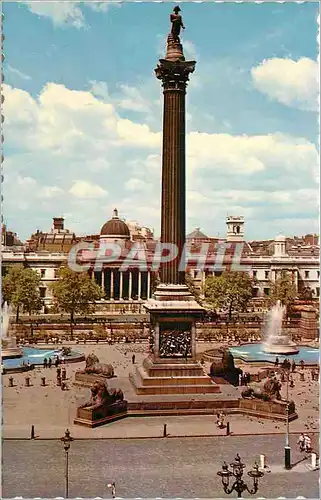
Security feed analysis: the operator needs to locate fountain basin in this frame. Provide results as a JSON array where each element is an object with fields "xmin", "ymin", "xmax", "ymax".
[
  {"xmin": 229, "ymin": 343, "xmax": 319, "ymax": 365},
  {"xmin": 2, "ymin": 347, "xmax": 85, "ymax": 371},
  {"xmin": 262, "ymin": 342, "xmax": 299, "ymax": 355},
  {"xmin": 2, "ymin": 347, "xmax": 24, "ymax": 360}
]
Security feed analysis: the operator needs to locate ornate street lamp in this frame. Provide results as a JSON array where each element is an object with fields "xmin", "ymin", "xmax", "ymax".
[
  {"xmin": 61, "ymin": 429, "xmax": 74, "ymax": 498},
  {"xmin": 217, "ymin": 454, "xmax": 264, "ymax": 498},
  {"xmin": 284, "ymin": 366, "xmax": 291, "ymax": 470}
]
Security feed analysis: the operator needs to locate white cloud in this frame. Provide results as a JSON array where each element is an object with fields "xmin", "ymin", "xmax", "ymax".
[
  {"xmin": 125, "ymin": 178, "xmax": 153, "ymax": 193},
  {"xmin": 183, "ymin": 40, "xmax": 198, "ymax": 61},
  {"xmin": 186, "ymin": 132, "xmax": 317, "ymax": 176},
  {"xmin": 86, "ymin": 2, "xmax": 119, "ymax": 13},
  {"xmin": 3, "ymin": 81, "xmax": 318, "ymax": 240},
  {"xmin": 22, "ymin": 1, "xmax": 121, "ymax": 28},
  {"xmin": 117, "ymin": 119, "xmax": 160, "ymax": 148},
  {"xmin": 251, "ymin": 57, "xmax": 319, "ymax": 111},
  {"xmin": 22, "ymin": 1, "xmax": 85, "ymax": 28},
  {"xmin": 4, "ymin": 175, "xmax": 64, "ymax": 211},
  {"xmin": 89, "ymin": 80, "xmax": 110, "ymax": 101},
  {"xmin": 6, "ymin": 65, "xmax": 31, "ymax": 81},
  {"xmin": 69, "ymin": 180, "xmax": 108, "ymax": 199},
  {"xmin": 117, "ymin": 84, "xmax": 151, "ymax": 113}
]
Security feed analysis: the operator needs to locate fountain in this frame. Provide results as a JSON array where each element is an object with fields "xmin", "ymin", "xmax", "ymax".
[
  {"xmin": 1, "ymin": 302, "xmax": 23, "ymax": 359},
  {"xmin": 228, "ymin": 300, "xmax": 319, "ymax": 364},
  {"xmin": 262, "ymin": 301, "xmax": 299, "ymax": 355}
]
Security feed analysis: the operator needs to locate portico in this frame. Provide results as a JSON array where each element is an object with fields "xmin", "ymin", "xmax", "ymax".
[{"xmin": 92, "ymin": 269, "xmax": 152, "ymax": 301}]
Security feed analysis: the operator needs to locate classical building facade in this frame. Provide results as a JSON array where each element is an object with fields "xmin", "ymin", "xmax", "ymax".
[{"xmin": 1, "ymin": 214, "xmax": 319, "ymax": 312}]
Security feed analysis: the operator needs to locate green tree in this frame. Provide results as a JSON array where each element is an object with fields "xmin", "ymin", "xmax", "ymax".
[
  {"xmin": 2, "ymin": 266, "xmax": 42, "ymax": 322},
  {"xmin": 50, "ymin": 266, "xmax": 102, "ymax": 338},
  {"xmin": 2, "ymin": 265, "xmax": 24, "ymax": 304},
  {"xmin": 204, "ymin": 271, "xmax": 254, "ymax": 320},
  {"xmin": 185, "ymin": 273, "xmax": 201, "ymax": 302},
  {"xmin": 268, "ymin": 272, "xmax": 297, "ymax": 311},
  {"xmin": 151, "ymin": 272, "xmax": 160, "ymax": 294}
]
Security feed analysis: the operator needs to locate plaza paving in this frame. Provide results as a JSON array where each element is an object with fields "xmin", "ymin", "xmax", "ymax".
[
  {"xmin": 2, "ymin": 436, "xmax": 320, "ymax": 498},
  {"xmin": 2, "ymin": 342, "xmax": 319, "ymax": 439}
]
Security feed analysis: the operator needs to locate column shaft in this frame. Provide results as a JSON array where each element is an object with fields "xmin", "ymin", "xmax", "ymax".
[
  {"xmin": 129, "ymin": 271, "xmax": 132, "ymax": 299},
  {"xmin": 147, "ymin": 271, "xmax": 151, "ymax": 299},
  {"xmin": 161, "ymin": 87, "xmax": 186, "ymax": 285},
  {"xmin": 101, "ymin": 270, "xmax": 105, "ymax": 294},
  {"xmin": 119, "ymin": 271, "xmax": 123, "ymax": 300},
  {"xmin": 138, "ymin": 271, "xmax": 142, "ymax": 299},
  {"xmin": 110, "ymin": 270, "xmax": 114, "ymax": 299}
]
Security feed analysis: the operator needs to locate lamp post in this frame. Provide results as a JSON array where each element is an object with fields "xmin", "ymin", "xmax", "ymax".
[
  {"xmin": 284, "ymin": 367, "xmax": 291, "ymax": 470},
  {"xmin": 217, "ymin": 454, "xmax": 264, "ymax": 498},
  {"xmin": 61, "ymin": 428, "xmax": 74, "ymax": 498}
]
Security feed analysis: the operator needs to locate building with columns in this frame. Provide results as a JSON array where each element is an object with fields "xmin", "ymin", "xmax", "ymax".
[{"xmin": 1, "ymin": 213, "xmax": 319, "ymax": 312}]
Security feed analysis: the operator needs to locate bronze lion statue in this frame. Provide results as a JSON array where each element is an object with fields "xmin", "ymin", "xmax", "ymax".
[
  {"xmin": 80, "ymin": 380, "xmax": 124, "ymax": 410},
  {"xmin": 242, "ymin": 377, "xmax": 282, "ymax": 401},
  {"xmin": 84, "ymin": 353, "xmax": 114, "ymax": 378}
]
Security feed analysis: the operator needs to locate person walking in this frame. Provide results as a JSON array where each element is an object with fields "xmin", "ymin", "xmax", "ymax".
[
  {"xmin": 55, "ymin": 357, "xmax": 59, "ymax": 368},
  {"xmin": 132, "ymin": 354, "xmax": 135, "ymax": 364},
  {"xmin": 43, "ymin": 357, "xmax": 48, "ymax": 369},
  {"xmin": 48, "ymin": 357, "xmax": 52, "ymax": 369},
  {"xmin": 297, "ymin": 433, "xmax": 305, "ymax": 452},
  {"xmin": 291, "ymin": 360, "xmax": 296, "ymax": 373},
  {"xmin": 275, "ymin": 356, "xmax": 279, "ymax": 367},
  {"xmin": 62, "ymin": 367, "xmax": 66, "ymax": 381},
  {"xmin": 304, "ymin": 434, "xmax": 312, "ymax": 453}
]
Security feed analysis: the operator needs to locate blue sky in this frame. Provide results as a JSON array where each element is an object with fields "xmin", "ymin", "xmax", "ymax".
[{"xmin": 2, "ymin": 1, "xmax": 319, "ymax": 241}]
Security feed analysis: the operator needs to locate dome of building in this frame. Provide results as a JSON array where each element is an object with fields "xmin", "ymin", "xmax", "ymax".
[
  {"xmin": 100, "ymin": 208, "xmax": 130, "ymax": 238},
  {"xmin": 275, "ymin": 234, "xmax": 286, "ymax": 242}
]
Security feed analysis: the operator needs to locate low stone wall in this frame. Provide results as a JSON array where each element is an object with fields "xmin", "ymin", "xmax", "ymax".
[
  {"xmin": 126, "ymin": 398, "xmax": 297, "ymax": 422},
  {"xmin": 196, "ymin": 323, "xmax": 298, "ymax": 342}
]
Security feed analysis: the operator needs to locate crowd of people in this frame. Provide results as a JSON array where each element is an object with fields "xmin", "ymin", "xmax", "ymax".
[
  {"xmin": 43, "ymin": 355, "xmax": 64, "ymax": 369},
  {"xmin": 158, "ymin": 330, "xmax": 192, "ymax": 358}
]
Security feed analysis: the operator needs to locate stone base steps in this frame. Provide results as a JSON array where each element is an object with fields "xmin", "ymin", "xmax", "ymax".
[
  {"xmin": 142, "ymin": 357, "xmax": 205, "ymax": 378},
  {"xmin": 136, "ymin": 366, "xmax": 213, "ymax": 387},
  {"xmin": 129, "ymin": 372, "xmax": 220, "ymax": 395}
]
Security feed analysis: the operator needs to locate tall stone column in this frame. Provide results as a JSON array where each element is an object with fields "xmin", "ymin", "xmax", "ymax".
[
  {"xmin": 147, "ymin": 271, "xmax": 151, "ymax": 299},
  {"xmin": 138, "ymin": 271, "xmax": 141, "ymax": 300},
  {"xmin": 119, "ymin": 271, "xmax": 123, "ymax": 300},
  {"xmin": 110, "ymin": 270, "xmax": 114, "ymax": 300},
  {"xmin": 155, "ymin": 36, "xmax": 195, "ymax": 285},
  {"xmin": 130, "ymin": 7, "xmax": 218, "ymax": 398},
  {"xmin": 128, "ymin": 270, "xmax": 132, "ymax": 299},
  {"xmin": 101, "ymin": 270, "xmax": 105, "ymax": 295}
]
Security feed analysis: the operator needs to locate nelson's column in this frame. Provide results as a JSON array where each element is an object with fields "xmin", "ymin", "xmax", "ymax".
[{"xmin": 130, "ymin": 6, "xmax": 219, "ymax": 396}]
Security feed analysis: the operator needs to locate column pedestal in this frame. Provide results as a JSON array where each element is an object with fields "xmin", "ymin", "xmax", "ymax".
[{"xmin": 130, "ymin": 284, "xmax": 220, "ymax": 395}]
